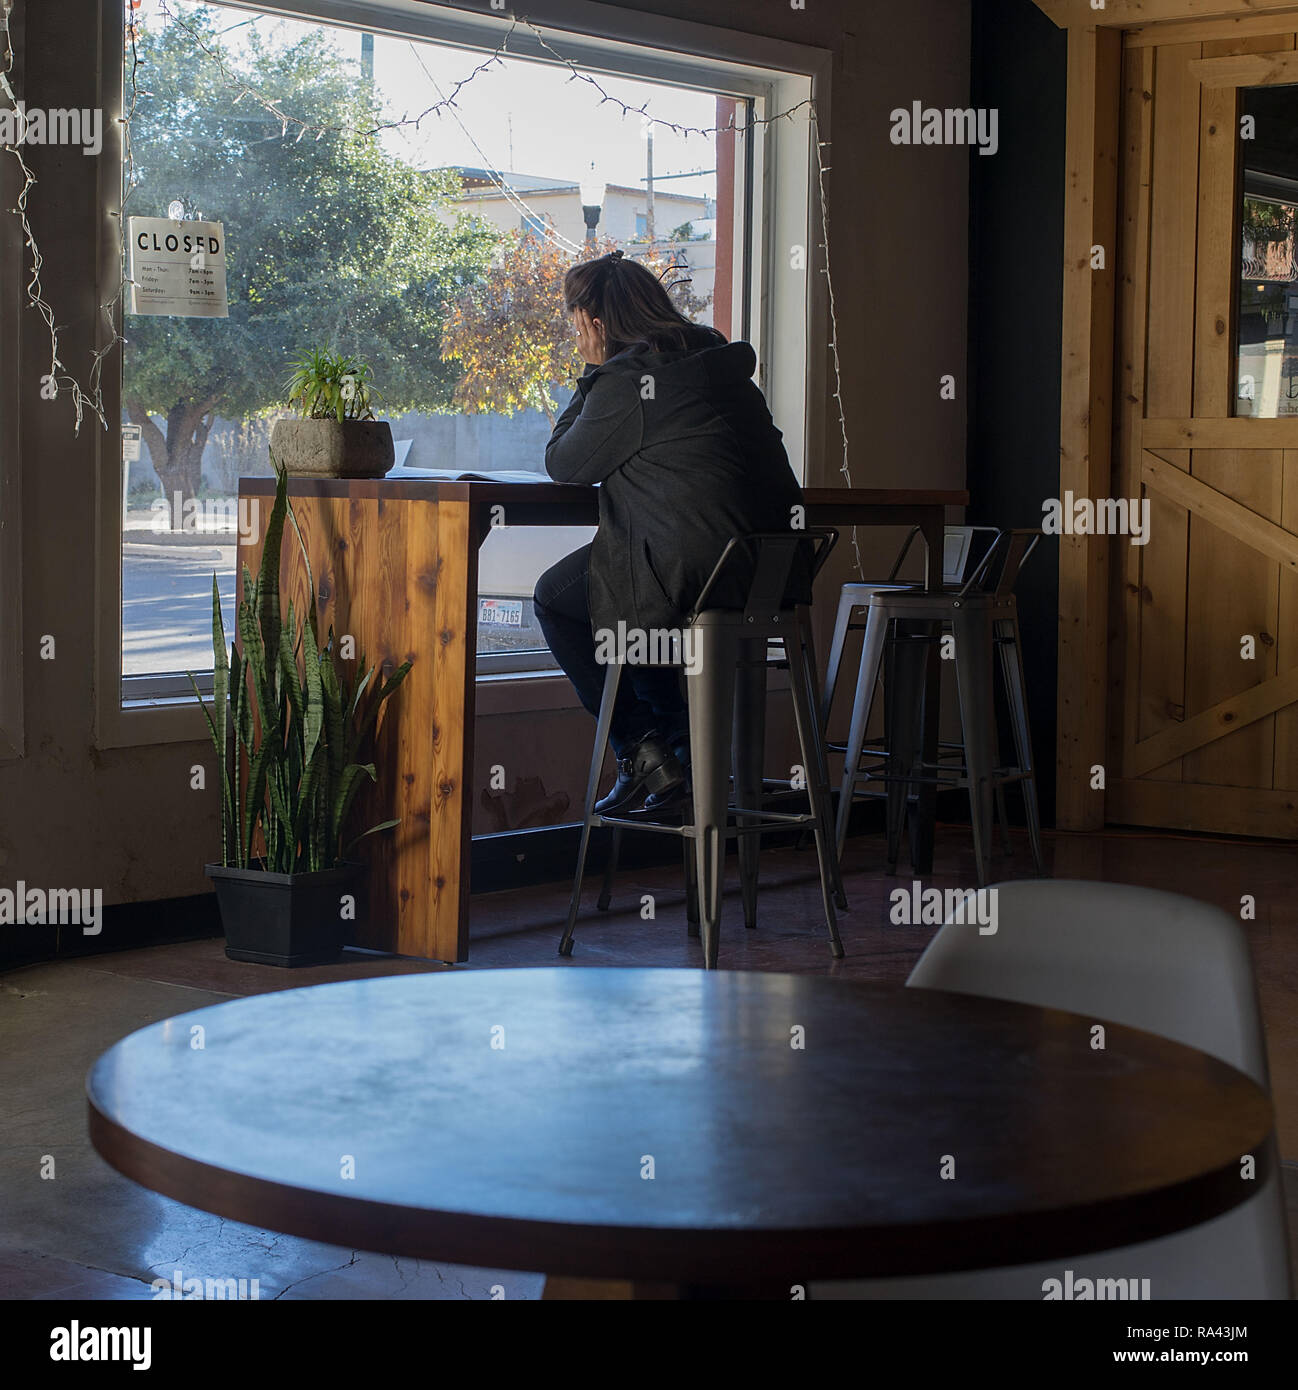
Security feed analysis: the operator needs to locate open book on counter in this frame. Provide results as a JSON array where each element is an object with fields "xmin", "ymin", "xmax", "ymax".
[{"xmin": 384, "ymin": 466, "xmax": 554, "ymax": 483}]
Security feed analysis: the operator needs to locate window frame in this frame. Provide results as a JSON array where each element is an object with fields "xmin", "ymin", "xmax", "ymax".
[
  {"xmin": 125, "ymin": 648, "xmax": 561, "ymax": 706},
  {"xmin": 95, "ymin": 0, "xmax": 829, "ymax": 748}
]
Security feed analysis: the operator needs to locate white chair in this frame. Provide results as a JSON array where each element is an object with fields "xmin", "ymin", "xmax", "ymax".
[{"xmin": 812, "ymin": 880, "xmax": 1292, "ymax": 1299}]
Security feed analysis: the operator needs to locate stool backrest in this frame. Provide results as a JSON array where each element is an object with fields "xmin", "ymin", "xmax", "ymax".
[
  {"xmin": 887, "ymin": 525, "xmax": 1001, "ymax": 587},
  {"xmin": 942, "ymin": 528, "xmax": 975, "ymax": 585},
  {"xmin": 958, "ymin": 527, "xmax": 1041, "ymax": 598},
  {"xmin": 689, "ymin": 528, "xmax": 838, "ymax": 625}
]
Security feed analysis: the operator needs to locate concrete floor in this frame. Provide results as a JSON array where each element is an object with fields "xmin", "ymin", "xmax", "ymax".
[{"xmin": 2, "ymin": 823, "xmax": 1296, "ymax": 1298}]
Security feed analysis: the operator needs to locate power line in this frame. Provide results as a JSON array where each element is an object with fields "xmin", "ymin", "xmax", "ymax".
[
  {"xmin": 403, "ymin": 40, "xmax": 585, "ymax": 256},
  {"xmin": 640, "ymin": 169, "xmax": 716, "ymax": 181}
]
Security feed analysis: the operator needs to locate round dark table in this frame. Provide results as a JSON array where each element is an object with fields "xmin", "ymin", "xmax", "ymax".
[{"xmin": 87, "ymin": 968, "xmax": 1274, "ymax": 1298}]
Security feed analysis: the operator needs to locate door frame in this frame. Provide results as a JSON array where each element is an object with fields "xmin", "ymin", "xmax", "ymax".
[
  {"xmin": 1122, "ymin": 56, "xmax": 1298, "ymax": 792},
  {"xmin": 1034, "ymin": 0, "xmax": 1298, "ymax": 830}
]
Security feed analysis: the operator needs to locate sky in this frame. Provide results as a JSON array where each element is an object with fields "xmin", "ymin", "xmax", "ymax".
[{"xmin": 134, "ymin": 1, "xmax": 720, "ymax": 211}]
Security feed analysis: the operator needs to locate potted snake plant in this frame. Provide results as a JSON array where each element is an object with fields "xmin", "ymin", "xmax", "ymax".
[
  {"xmin": 269, "ymin": 347, "xmax": 395, "ymax": 477},
  {"xmin": 189, "ymin": 463, "xmax": 411, "ymax": 965}
]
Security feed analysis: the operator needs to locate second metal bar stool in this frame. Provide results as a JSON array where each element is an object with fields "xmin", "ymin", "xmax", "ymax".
[
  {"xmin": 820, "ymin": 527, "xmax": 1015, "ymax": 857},
  {"xmin": 558, "ymin": 529, "xmax": 844, "ymax": 969},
  {"xmin": 831, "ymin": 528, "xmax": 1045, "ymax": 886}
]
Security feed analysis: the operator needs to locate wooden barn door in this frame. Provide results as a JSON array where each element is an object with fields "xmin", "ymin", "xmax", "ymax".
[{"xmin": 1110, "ymin": 25, "xmax": 1298, "ymax": 837}]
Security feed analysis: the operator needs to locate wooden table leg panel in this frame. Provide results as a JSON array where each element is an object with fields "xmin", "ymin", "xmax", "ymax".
[{"xmin": 239, "ymin": 491, "xmax": 473, "ymax": 962}]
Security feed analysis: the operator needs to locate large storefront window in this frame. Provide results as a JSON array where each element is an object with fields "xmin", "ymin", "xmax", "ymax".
[{"xmin": 120, "ymin": 0, "xmax": 751, "ymax": 696}]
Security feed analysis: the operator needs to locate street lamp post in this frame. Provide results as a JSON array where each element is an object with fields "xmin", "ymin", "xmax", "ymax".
[{"xmin": 579, "ymin": 163, "xmax": 606, "ymax": 246}]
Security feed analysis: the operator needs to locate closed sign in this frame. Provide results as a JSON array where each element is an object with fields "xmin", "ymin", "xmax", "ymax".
[{"xmin": 128, "ymin": 216, "xmax": 228, "ymax": 318}]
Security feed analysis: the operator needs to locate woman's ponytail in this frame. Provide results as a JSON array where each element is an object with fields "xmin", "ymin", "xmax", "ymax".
[{"xmin": 563, "ymin": 250, "xmax": 725, "ymax": 356}]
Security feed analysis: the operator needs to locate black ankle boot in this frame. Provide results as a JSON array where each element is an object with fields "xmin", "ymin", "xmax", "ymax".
[
  {"xmin": 643, "ymin": 741, "xmax": 691, "ymax": 813},
  {"xmin": 595, "ymin": 732, "xmax": 686, "ymax": 815}
]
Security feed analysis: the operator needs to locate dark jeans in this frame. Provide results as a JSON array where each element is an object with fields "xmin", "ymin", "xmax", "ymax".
[{"xmin": 534, "ymin": 544, "xmax": 689, "ymax": 760}]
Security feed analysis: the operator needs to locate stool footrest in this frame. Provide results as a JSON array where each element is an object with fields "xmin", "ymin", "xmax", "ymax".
[
  {"xmin": 593, "ymin": 809, "xmax": 819, "ymax": 836},
  {"xmin": 728, "ymin": 809, "xmax": 818, "ymax": 827},
  {"xmin": 592, "ymin": 816, "xmax": 691, "ymax": 837},
  {"xmin": 850, "ymin": 764, "xmax": 1034, "ymax": 792}
]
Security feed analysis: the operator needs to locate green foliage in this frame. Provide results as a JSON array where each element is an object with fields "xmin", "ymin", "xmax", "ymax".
[
  {"xmin": 126, "ymin": 7, "xmax": 499, "ymax": 446},
  {"xmin": 1244, "ymin": 197, "xmax": 1295, "ymax": 248},
  {"xmin": 441, "ymin": 234, "xmax": 713, "ymax": 424},
  {"xmin": 286, "ymin": 347, "xmax": 378, "ymax": 422},
  {"xmin": 668, "ymin": 220, "xmax": 710, "ymax": 242},
  {"xmin": 188, "ymin": 461, "xmax": 412, "ymax": 874}
]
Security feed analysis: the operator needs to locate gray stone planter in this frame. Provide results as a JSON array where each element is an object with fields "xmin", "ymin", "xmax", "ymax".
[{"xmin": 269, "ymin": 418, "xmax": 395, "ymax": 479}]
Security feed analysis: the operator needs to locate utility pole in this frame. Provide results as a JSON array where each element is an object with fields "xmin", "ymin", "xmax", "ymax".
[
  {"xmin": 645, "ymin": 125, "xmax": 656, "ymax": 247},
  {"xmin": 360, "ymin": 33, "xmax": 374, "ymax": 83}
]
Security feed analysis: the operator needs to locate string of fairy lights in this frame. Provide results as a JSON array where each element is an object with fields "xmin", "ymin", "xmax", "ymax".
[
  {"xmin": 809, "ymin": 115, "xmax": 858, "ymax": 574},
  {"xmin": 2, "ymin": 0, "xmax": 98, "ymax": 429},
  {"xmin": 0, "ymin": 0, "xmax": 858, "ymax": 570},
  {"xmin": 402, "ymin": 38, "xmax": 704, "ymax": 304}
]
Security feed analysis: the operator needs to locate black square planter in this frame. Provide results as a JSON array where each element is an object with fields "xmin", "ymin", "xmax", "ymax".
[{"xmin": 206, "ymin": 861, "xmax": 364, "ymax": 967}]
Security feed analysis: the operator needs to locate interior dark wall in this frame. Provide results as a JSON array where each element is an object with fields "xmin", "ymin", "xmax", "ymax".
[{"xmin": 967, "ymin": 0, "xmax": 1067, "ymax": 824}]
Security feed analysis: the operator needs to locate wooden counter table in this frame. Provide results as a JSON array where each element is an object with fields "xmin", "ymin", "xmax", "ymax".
[{"xmin": 237, "ymin": 478, "xmax": 967, "ymax": 961}]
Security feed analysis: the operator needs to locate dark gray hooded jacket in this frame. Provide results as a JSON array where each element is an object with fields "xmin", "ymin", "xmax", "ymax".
[{"xmin": 544, "ymin": 339, "xmax": 809, "ymax": 632}]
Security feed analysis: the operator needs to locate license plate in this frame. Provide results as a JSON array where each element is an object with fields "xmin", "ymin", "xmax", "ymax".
[{"xmin": 480, "ymin": 598, "xmax": 523, "ymax": 627}]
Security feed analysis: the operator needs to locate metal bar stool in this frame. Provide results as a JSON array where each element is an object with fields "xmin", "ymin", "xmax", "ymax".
[
  {"xmin": 820, "ymin": 526, "xmax": 1018, "ymax": 859},
  {"xmin": 597, "ymin": 599, "xmax": 849, "ymax": 934},
  {"xmin": 558, "ymin": 529, "xmax": 844, "ymax": 969},
  {"xmin": 831, "ymin": 528, "xmax": 1045, "ymax": 886},
  {"xmin": 821, "ymin": 525, "xmax": 997, "ymax": 723}
]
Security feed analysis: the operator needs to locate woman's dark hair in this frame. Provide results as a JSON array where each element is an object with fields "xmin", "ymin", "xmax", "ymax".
[{"xmin": 563, "ymin": 250, "xmax": 726, "ymax": 356}]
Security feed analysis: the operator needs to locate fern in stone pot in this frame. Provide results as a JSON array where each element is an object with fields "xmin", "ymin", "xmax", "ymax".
[
  {"xmin": 191, "ymin": 463, "xmax": 412, "ymax": 965},
  {"xmin": 270, "ymin": 347, "xmax": 395, "ymax": 478}
]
